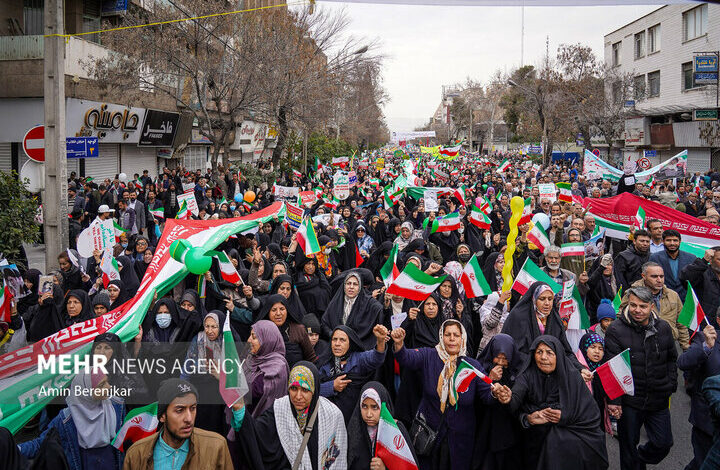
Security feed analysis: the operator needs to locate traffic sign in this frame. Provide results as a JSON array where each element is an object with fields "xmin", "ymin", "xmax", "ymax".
[
  {"xmin": 23, "ymin": 126, "xmax": 44, "ymax": 162},
  {"xmin": 592, "ymin": 149, "xmax": 601, "ymax": 157},
  {"xmin": 66, "ymin": 137, "xmax": 99, "ymax": 159}
]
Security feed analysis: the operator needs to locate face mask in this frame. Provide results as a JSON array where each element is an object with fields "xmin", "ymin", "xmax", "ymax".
[
  {"xmin": 230, "ymin": 205, "xmax": 236, "ymax": 211},
  {"xmin": 156, "ymin": 313, "xmax": 172, "ymax": 329},
  {"xmin": 458, "ymin": 253, "xmax": 472, "ymax": 263},
  {"xmin": 121, "ymin": 243, "xmax": 128, "ymax": 249},
  {"xmin": 324, "ymin": 248, "xmax": 332, "ymax": 254}
]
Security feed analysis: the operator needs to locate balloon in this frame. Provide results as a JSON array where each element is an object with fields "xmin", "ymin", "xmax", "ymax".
[
  {"xmin": 482, "ymin": 184, "xmax": 488, "ymax": 191},
  {"xmin": 475, "ymin": 197, "xmax": 484, "ymax": 207},
  {"xmin": 118, "ymin": 173, "xmax": 127, "ymax": 183},
  {"xmin": 234, "ymin": 193, "xmax": 244, "ymax": 203},
  {"xmin": 501, "ymin": 196, "xmax": 525, "ymax": 292},
  {"xmin": 244, "ymin": 191, "xmax": 256, "ymax": 203},
  {"xmin": 185, "ymin": 247, "xmax": 213, "ymax": 275},
  {"xmin": 531, "ymin": 212, "xmax": 551, "ymax": 231}
]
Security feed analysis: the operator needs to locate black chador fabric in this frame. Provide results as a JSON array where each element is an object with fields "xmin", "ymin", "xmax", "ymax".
[
  {"xmin": 26, "ymin": 289, "xmax": 94, "ymax": 342},
  {"xmin": 509, "ymin": 336, "xmax": 608, "ymax": 470},
  {"xmin": 294, "ymin": 257, "xmax": 331, "ymax": 315},
  {"xmin": 501, "ymin": 282, "xmax": 583, "ymax": 371},
  {"xmin": 482, "ymin": 252, "xmax": 502, "ymax": 292},
  {"xmin": 175, "ymin": 289, "xmax": 205, "ymax": 343},
  {"xmin": 267, "ymin": 274, "xmax": 307, "ymax": 320}
]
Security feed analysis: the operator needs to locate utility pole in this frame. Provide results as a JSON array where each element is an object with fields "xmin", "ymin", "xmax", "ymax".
[{"xmin": 44, "ymin": 0, "xmax": 68, "ymax": 270}]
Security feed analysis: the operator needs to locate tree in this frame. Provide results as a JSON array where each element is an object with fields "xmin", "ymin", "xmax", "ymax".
[{"xmin": 0, "ymin": 172, "xmax": 40, "ymax": 267}]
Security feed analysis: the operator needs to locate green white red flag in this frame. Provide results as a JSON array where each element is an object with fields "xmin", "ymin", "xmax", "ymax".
[
  {"xmin": 424, "ymin": 213, "xmax": 461, "ymax": 233},
  {"xmin": 149, "ymin": 208, "xmax": 164, "ymax": 219},
  {"xmin": 469, "ymin": 205, "xmax": 491, "ymax": 229},
  {"xmin": 596, "ymin": 349, "xmax": 634, "ymax": 400},
  {"xmin": 634, "ymin": 206, "xmax": 646, "ymax": 230},
  {"xmin": 560, "ymin": 242, "xmax": 585, "ymax": 257},
  {"xmin": 375, "ymin": 403, "xmax": 418, "ymax": 470},
  {"xmin": 511, "ymin": 258, "xmax": 562, "ymax": 295},
  {"xmin": 479, "ymin": 197, "xmax": 492, "ymax": 215},
  {"xmin": 113, "ymin": 221, "xmax": 128, "ymax": 242},
  {"xmin": 518, "ymin": 197, "xmax": 533, "ymax": 225},
  {"xmin": 460, "ymin": 254, "xmax": 492, "ymax": 298},
  {"xmin": 451, "ymin": 359, "xmax": 492, "ymax": 404},
  {"xmin": 176, "ymin": 199, "xmax": 190, "ymax": 219},
  {"xmin": 453, "ymin": 184, "xmax": 467, "ymax": 206},
  {"xmin": 297, "ymin": 216, "xmax": 321, "ymax": 255},
  {"xmin": 496, "ymin": 158, "xmax": 511, "ymax": 173},
  {"xmin": 556, "ymin": 182, "xmax": 572, "ymax": 203},
  {"xmin": 439, "ymin": 145, "xmax": 461, "ymax": 157},
  {"xmin": 219, "ymin": 311, "xmax": 247, "ymax": 406},
  {"xmin": 678, "ymin": 282, "xmax": 706, "ymax": 334},
  {"xmin": 214, "ymin": 250, "xmax": 241, "ymax": 284},
  {"xmin": 111, "ymin": 402, "xmax": 158, "ymax": 452},
  {"xmin": 387, "ymin": 261, "xmax": 446, "ymax": 301},
  {"xmin": 0, "ymin": 285, "xmax": 13, "ymax": 323},
  {"xmin": 101, "ymin": 249, "xmax": 120, "ymax": 288},
  {"xmin": 527, "ymin": 223, "xmax": 551, "ymax": 253},
  {"xmin": 380, "ymin": 243, "xmax": 400, "ymax": 288}
]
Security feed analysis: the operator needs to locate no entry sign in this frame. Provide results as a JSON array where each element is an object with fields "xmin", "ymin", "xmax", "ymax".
[{"xmin": 23, "ymin": 126, "xmax": 45, "ymax": 162}]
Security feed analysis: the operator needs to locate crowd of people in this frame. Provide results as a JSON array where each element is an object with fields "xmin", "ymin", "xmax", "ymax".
[{"xmin": 3, "ymin": 150, "xmax": 720, "ymax": 470}]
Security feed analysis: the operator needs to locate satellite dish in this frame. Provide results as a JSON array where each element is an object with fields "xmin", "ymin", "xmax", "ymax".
[{"xmin": 20, "ymin": 159, "xmax": 45, "ymax": 193}]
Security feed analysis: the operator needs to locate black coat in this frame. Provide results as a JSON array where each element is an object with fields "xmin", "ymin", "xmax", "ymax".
[
  {"xmin": 681, "ymin": 257, "xmax": 720, "ymax": 328},
  {"xmin": 613, "ymin": 245, "xmax": 649, "ymax": 293},
  {"xmin": 604, "ymin": 308, "xmax": 678, "ymax": 411}
]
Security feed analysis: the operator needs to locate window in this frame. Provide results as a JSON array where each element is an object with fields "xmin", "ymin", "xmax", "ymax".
[
  {"xmin": 682, "ymin": 62, "xmax": 700, "ymax": 90},
  {"xmin": 612, "ymin": 42, "xmax": 621, "ymax": 66},
  {"xmin": 23, "ymin": 0, "xmax": 44, "ymax": 35},
  {"xmin": 634, "ymin": 75, "xmax": 646, "ymax": 100},
  {"xmin": 612, "ymin": 81, "xmax": 622, "ymax": 105},
  {"xmin": 683, "ymin": 4, "xmax": 708, "ymax": 41},
  {"xmin": 634, "ymin": 32, "xmax": 645, "ymax": 59},
  {"xmin": 648, "ymin": 24, "xmax": 660, "ymax": 53},
  {"xmin": 647, "ymin": 71, "xmax": 660, "ymax": 97}
]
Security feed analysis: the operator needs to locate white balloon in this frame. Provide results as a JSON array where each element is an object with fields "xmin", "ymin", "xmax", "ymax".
[
  {"xmin": 531, "ymin": 212, "xmax": 551, "ymax": 231},
  {"xmin": 118, "ymin": 172, "xmax": 127, "ymax": 183}
]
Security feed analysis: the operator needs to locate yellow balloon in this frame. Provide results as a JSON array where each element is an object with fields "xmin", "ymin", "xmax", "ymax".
[{"xmin": 501, "ymin": 196, "xmax": 526, "ymax": 292}]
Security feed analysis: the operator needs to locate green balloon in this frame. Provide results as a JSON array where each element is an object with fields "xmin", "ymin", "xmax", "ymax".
[
  {"xmin": 482, "ymin": 184, "xmax": 488, "ymax": 191},
  {"xmin": 185, "ymin": 247, "xmax": 212, "ymax": 275}
]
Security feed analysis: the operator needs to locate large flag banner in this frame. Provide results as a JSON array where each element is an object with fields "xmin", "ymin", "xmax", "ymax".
[
  {"xmin": 596, "ymin": 349, "xmax": 634, "ymax": 400},
  {"xmin": 583, "ymin": 149, "xmax": 687, "ymax": 183},
  {"xmin": 584, "ymin": 193, "xmax": 720, "ymax": 246},
  {"xmin": 387, "ymin": 262, "xmax": 446, "ymax": 301},
  {"xmin": 460, "ymin": 254, "xmax": 492, "ymax": 298},
  {"xmin": 375, "ymin": 403, "xmax": 418, "ymax": 470},
  {"xmin": 512, "ymin": 258, "xmax": 562, "ymax": 295},
  {"xmin": 0, "ymin": 203, "xmax": 285, "ymax": 434},
  {"xmin": 111, "ymin": 402, "xmax": 158, "ymax": 452}
]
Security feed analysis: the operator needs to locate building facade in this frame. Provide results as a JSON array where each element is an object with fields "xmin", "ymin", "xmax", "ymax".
[{"xmin": 604, "ymin": 3, "xmax": 720, "ymax": 173}]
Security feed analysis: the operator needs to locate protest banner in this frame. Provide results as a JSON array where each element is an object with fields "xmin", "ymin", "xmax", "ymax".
[
  {"xmin": 77, "ymin": 218, "xmax": 116, "ymax": 257},
  {"xmin": 298, "ymin": 191, "xmax": 316, "ymax": 207},
  {"xmin": 274, "ymin": 184, "xmax": 300, "ymax": 202},
  {"xmin": 538, "ymin": 183, "xmax": 557, "ymax": 202},
  {"xmin": 284, "ymin": 202, "xmax": 304, "ymax": 229},
  {"xmin": 177, "ymin": 192, "xmax": 199, "ymax": 216}
]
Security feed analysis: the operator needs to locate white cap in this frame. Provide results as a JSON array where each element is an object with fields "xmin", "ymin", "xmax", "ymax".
[{"xmin": 98, "ymin": 204, "xmax": 115, "ymax": 214}]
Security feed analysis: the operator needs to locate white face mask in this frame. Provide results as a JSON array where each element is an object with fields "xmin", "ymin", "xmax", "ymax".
[
  {"xmin": 156, "ymin": 313, "xmax": 172, "ymax": 329},
  {"xmin": 324, "ymin": 248, "xmax": 332, "ymax": 254}
]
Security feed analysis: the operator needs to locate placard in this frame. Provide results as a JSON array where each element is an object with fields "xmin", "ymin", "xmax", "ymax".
[
  {"xmin": 76, "ymin": 219, "xmax": 116, "ymax": 257},
  {"xmin": 333, "ymin": 172, "xmax": 350, "ymax": 201},
  {"xmin": 284, "ymin": 202, "xmax": 304, "ymax": 229},
  {"xmin": 274, "ymin": 185, "xmax": 300, "ymax": 202},
  {"xmin": 177, "ymin": 192, "xmax": 199, "ymax": 216},
  {"xmin": 424, "ymin": 190, "xmax": 438, "ymax": 213},
  {"xmin": 537, "ymin": 183, "xmax": 557, "ymax": 202},
  {"xmin": 298, "ymin": 191, "xmax": 316, "ymax": 207}
]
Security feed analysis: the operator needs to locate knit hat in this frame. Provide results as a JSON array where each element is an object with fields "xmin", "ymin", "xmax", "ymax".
[
  {"xmin": 676, "ymin": 203, "xmax": 687, "ymax": 213},
  {"xmin": 302, "ymin": 314, "xmax": 321, "ymax": 335},
  {"xmin": 92, "ymin": 291, "xmax": 110, "ymax": 311},
  {"xmin": 596, "ymin": 299, "xmax": 616, "ymax": 322},
  {"xmin": 157, "ymin": 379, "xmax": 198, "ymax": 417}
]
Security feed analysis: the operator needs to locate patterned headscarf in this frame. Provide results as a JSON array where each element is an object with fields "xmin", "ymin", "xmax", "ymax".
[
  {"xmin": 434, "ymin": 319, "xmax": 468, "ymax": 412},
  {"xmin": 580, "ymin": 333, "xmax": 605, "ymax": 371},
  {"xmin": 288, "ymin": 364, "xmax": 316, "ymax": 431}
]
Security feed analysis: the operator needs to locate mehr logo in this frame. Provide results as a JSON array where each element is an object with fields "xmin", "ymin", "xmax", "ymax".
[{"xmin": 37, "ymin": 354, "xmax": 109, "ymax": 375}]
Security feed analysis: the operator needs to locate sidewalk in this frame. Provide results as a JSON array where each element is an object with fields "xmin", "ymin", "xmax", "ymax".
[{"xmin": 24, "ymin": 243, "xmax": 46, "ymax": 273}]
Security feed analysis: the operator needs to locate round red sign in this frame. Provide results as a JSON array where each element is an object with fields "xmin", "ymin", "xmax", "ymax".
[{"xmin": 23, "ymin": 125, "xmax": 45, "ymax": 162}]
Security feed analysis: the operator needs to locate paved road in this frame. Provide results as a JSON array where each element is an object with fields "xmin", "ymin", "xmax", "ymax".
[
  {"xmin": 606, "ymin": 370, "xmax": 693, "ymax": 470},
  {"xmin": 24, "ymin": 243, "xmax": 46, "ymax": 273}
]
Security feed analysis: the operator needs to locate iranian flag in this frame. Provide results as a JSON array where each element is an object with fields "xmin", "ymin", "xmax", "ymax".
[
  {"xmin": 565, "ymin": 285, "xmax": 590, "ymax": 330},
  {"xmin": 215, "ymin": 251, "xmax": 241, "ymax": 284},
  {"xmin": 113, "ymin": 222, "xmax": 128, "ymax": 242},
  {"xmin": 0, "ymin": 285, "xmax": 13, "ymax": 323},
  {"xmin": 634, "ymin": 206, "xmax": 646, "ymax": 230},
  {"xmin": 678, "ymin": 282, "xmax": 706, "ymax": 334},
  {"xmin": 314, "ymin": 186, "xmax": 324, "ymax": 198},
  {"xmin": 297, "ymin": 216, "xmax": 321, "ymax": 255},
  {"xmin": 332, "ymin": 156, "xmax": 349, "ymax": 167},
  {"xmin": 425, "ymin": 213, "xmax": 462, "ymax": 233},
  {"xmin": 518, "ymin": 197, "xmax": 533, "ymax": 225},
  {"xmin": 460, "ymin": 254, "xmax": 492, "ymax": 298},
  {"xmin": 292, "ymin": 169, "xmax": 303, "ymax": 179},
  {"xmin": 440, "ymin": 145, "xmax": 462, "ymax": 157},
  {"xmin": 149, "ymin": 207, "xmax": 164, "ymax": 220},
  {"xmin": 111, "ymin": 402, "xmax": 158, "ymax": 452},
  {"xmin": 313, "ymin": 155, "xmax": 323, "ymax": 174},
  {"xmin": 527, "ymin": 223, "xmax": 551, "ymax": 253},
  {"xmin": 496, "ymin": 158, "xmax": 511, "ymax": 173},
  {"xmin": 479, "ymin": 197, "xmax": 492, "ymax": 215},
  {"xmin": 556, "ymin": 182, "xmax": 572, "ymax": 203},
  {"xmin": 451, "ymin": 359, "xmax": 492, "ymax": 403},
  {"xmin": 375, "ymin": 403, "xmax": 418, "ymax": 470},
  {"xmin": 369, "ymin": 177, "xmax": 381, "ymax": 189},
  {"xmin": 613, "ymin": 287, "xmax": 623, "ymax": 313},
  {"xmin": 596, "ymin": 349, "xmax": 634, "ymax": 400},
  {"xmin": 453, "ymin": 184, "xmax": 467, "ymax": 206},
  {"xmin": 176, "ymin": 200, "xmax": 190, "ymax": 219},
  {"xmin": 101, "ymin": 250, "xmax": 120, "ymax": 288},
  {"xmin": 560, "ymin": 242, "xmax": 585, "ymax": 257},
  {"xmin": 380, "ymin": 243, "xmax": 400, "ymax": 288},
  {"xmin": 469, "ymin": 205, "xmax": 491, "ymax": 229},
  {"xmin": 512, "ymin": 258, "xmax": 562, "ymax": 295},
  {"xmin": 219, "ymin": 311, "xmax": 247, "ymax": 406},
  {"xmin": 387, "ymin": 262, "xmax": 446, "ymax": 301}
]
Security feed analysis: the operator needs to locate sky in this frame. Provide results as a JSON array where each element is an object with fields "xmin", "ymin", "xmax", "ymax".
[{"xmin": 320, "ymin": 2, "xmax": 664, "ymax": 132}]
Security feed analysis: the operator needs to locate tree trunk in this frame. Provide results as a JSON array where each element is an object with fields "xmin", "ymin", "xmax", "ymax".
[{"xmin": 272, "ymin": 106, "xmax": 288, "ymax": 167}]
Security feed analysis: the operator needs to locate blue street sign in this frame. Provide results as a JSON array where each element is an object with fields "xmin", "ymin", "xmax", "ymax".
[
  {"xmin": 66, "ymin": 137, "xmax": 99, "ymax": 159},
  {"xmin": 695, "ymin": 55, "xmax": 718, "ymax": 73},
  {"xmin": 695, "ymin": 72, "xmax": 719, "ymax": 85},
  {"xmin": 644, "ymin": 150, "xmax": 657, "ymax": 158}
]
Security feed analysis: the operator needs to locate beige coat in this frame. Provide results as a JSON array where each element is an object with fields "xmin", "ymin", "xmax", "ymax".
[{"xmin": 123, "ymin": 428, "xmax": 234, "ymax": 470}]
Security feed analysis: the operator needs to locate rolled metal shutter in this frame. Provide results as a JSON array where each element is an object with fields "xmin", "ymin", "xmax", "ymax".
[
  {"xmin": 84, "ymin": 144, "xmax": 119, "ymax": 181},
  {"xmin": 121, "ymin": 146, "xmax": 158, "ymax": 180}
]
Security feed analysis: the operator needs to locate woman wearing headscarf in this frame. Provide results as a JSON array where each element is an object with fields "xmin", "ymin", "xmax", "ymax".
[
  {"xmin": 319, "ymin": 324, "xmax": 389, "ymax": 423},
  {"xmin": 429, "ymin": 222, "xmax": 461, "ymax": 265},
  {"xmin": 231, "ymin": 361, "xmax": 348, "ymax": 470},
  {"xmin": 133, "ymin": 247, "xmax": 153, "ymax": 281},
  {"xmin": 92, "ymin": 332, "xmax": 149, "ymax": 406},
  {"xmin": 586, "ymin": 254, "xmax": 617, "ymax": 324},
  {"xmin": 577, "ymin": 332, "xmax": 611, "ymax": 432},
  {"xmin": 181, "ymin": 309, "xmax": 236, "ymax": 435},
  {"xmin": 138, "ymin": 297, "xmax": 184, "ymax": 390},
  {"xmin": 266, "ymin": 273, "xmax": 308, "ymax": 322},
  {"xmin": 106, "ymin": 280, "xmax": 130, "ymax": 312},
  {"xmin": 394, "ymin": 221, "xmax": 422, "ymax": 251},
  {"xmin": 0, "ymin": 428, "xmax": 27, "ymax": 470},
  {"xmin": 437, "ymin": 277, "xmax": 474, "ymax": 355},
  {"xmin": 390, "ymin": 319, "xmax": 510, "ymax": 470},
  {"xmin": 508, "ymin": 336, "xmax": 608, "ymax": 470},
  {"xmin": 176, "ymin": 288, "xmax": 205, "ymax": 342},
  {"xmin": 347, "ymin": 381, "xmax": 417, "ymax": 470},
  {"xmin": 27, "ymin": 289, "xmax": 94, "ymax": 342},
  {"xmin": 57, "ymin": 251, "xmax": 89, "ymax": 294},
  {"xmin": 260, "ymin": 294, "xmax": 317, "ymax": 368},
  {"xmin": 247, "ymin": 320, "xmax": 290, "ymax": 418},
  {"xmin": 295, "ymin": 256, "xmax": 332, "ymax": 315},
  {"xmin": 19, "ymin": 372, "xmax": 125, "ymax": 470},
  {"xmin": 321, "ymin": 271, "xmax": 384, "ymax": 350},
  {"xmin": 477, "ymin": 289, "xmax": 512, "ymax": 354},
  {"xmin": 473, "ymin": 334, "xmax": 523, "ymax": 470},
  {"xmin": 501, "ymin": 282, "xmax": 591, "ymax": 379},
  {"xmin": 116, "ymin": 255, "xmax": 140, "ymax": 293},
  {"xmin": 482, "ymin": 253, "xmax": 504, "ymax": 293},
  {"xmin": 18, "ymin": 268, "xmax": 41, "ymax": 317}
]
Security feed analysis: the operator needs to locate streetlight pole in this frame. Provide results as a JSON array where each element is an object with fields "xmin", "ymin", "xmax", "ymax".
[{"xmin": 508, "ymin": 78, "xmax": 548, "ymax": 164}]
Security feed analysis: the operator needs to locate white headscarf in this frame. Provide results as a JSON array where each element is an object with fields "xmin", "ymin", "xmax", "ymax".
[
  {"xmin": 66, "ymin": 372, "xmax": 118, "ymax": 449},
  {"xmin": 434, "ymin": 319, "xmax": 468, "ymax": 412}
]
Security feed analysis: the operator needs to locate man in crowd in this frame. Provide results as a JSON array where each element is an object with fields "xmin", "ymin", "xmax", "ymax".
[
  {"xmin": 650, "ymin": 229, "xmax": 696, "ymax": 300},
  {"xmin": 614, "ymin": 229, "xmax": 651, "ymax": 293},
  {"xmin": 681, "ymin": 248, "xmax": 720, "ymax": 328}
]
